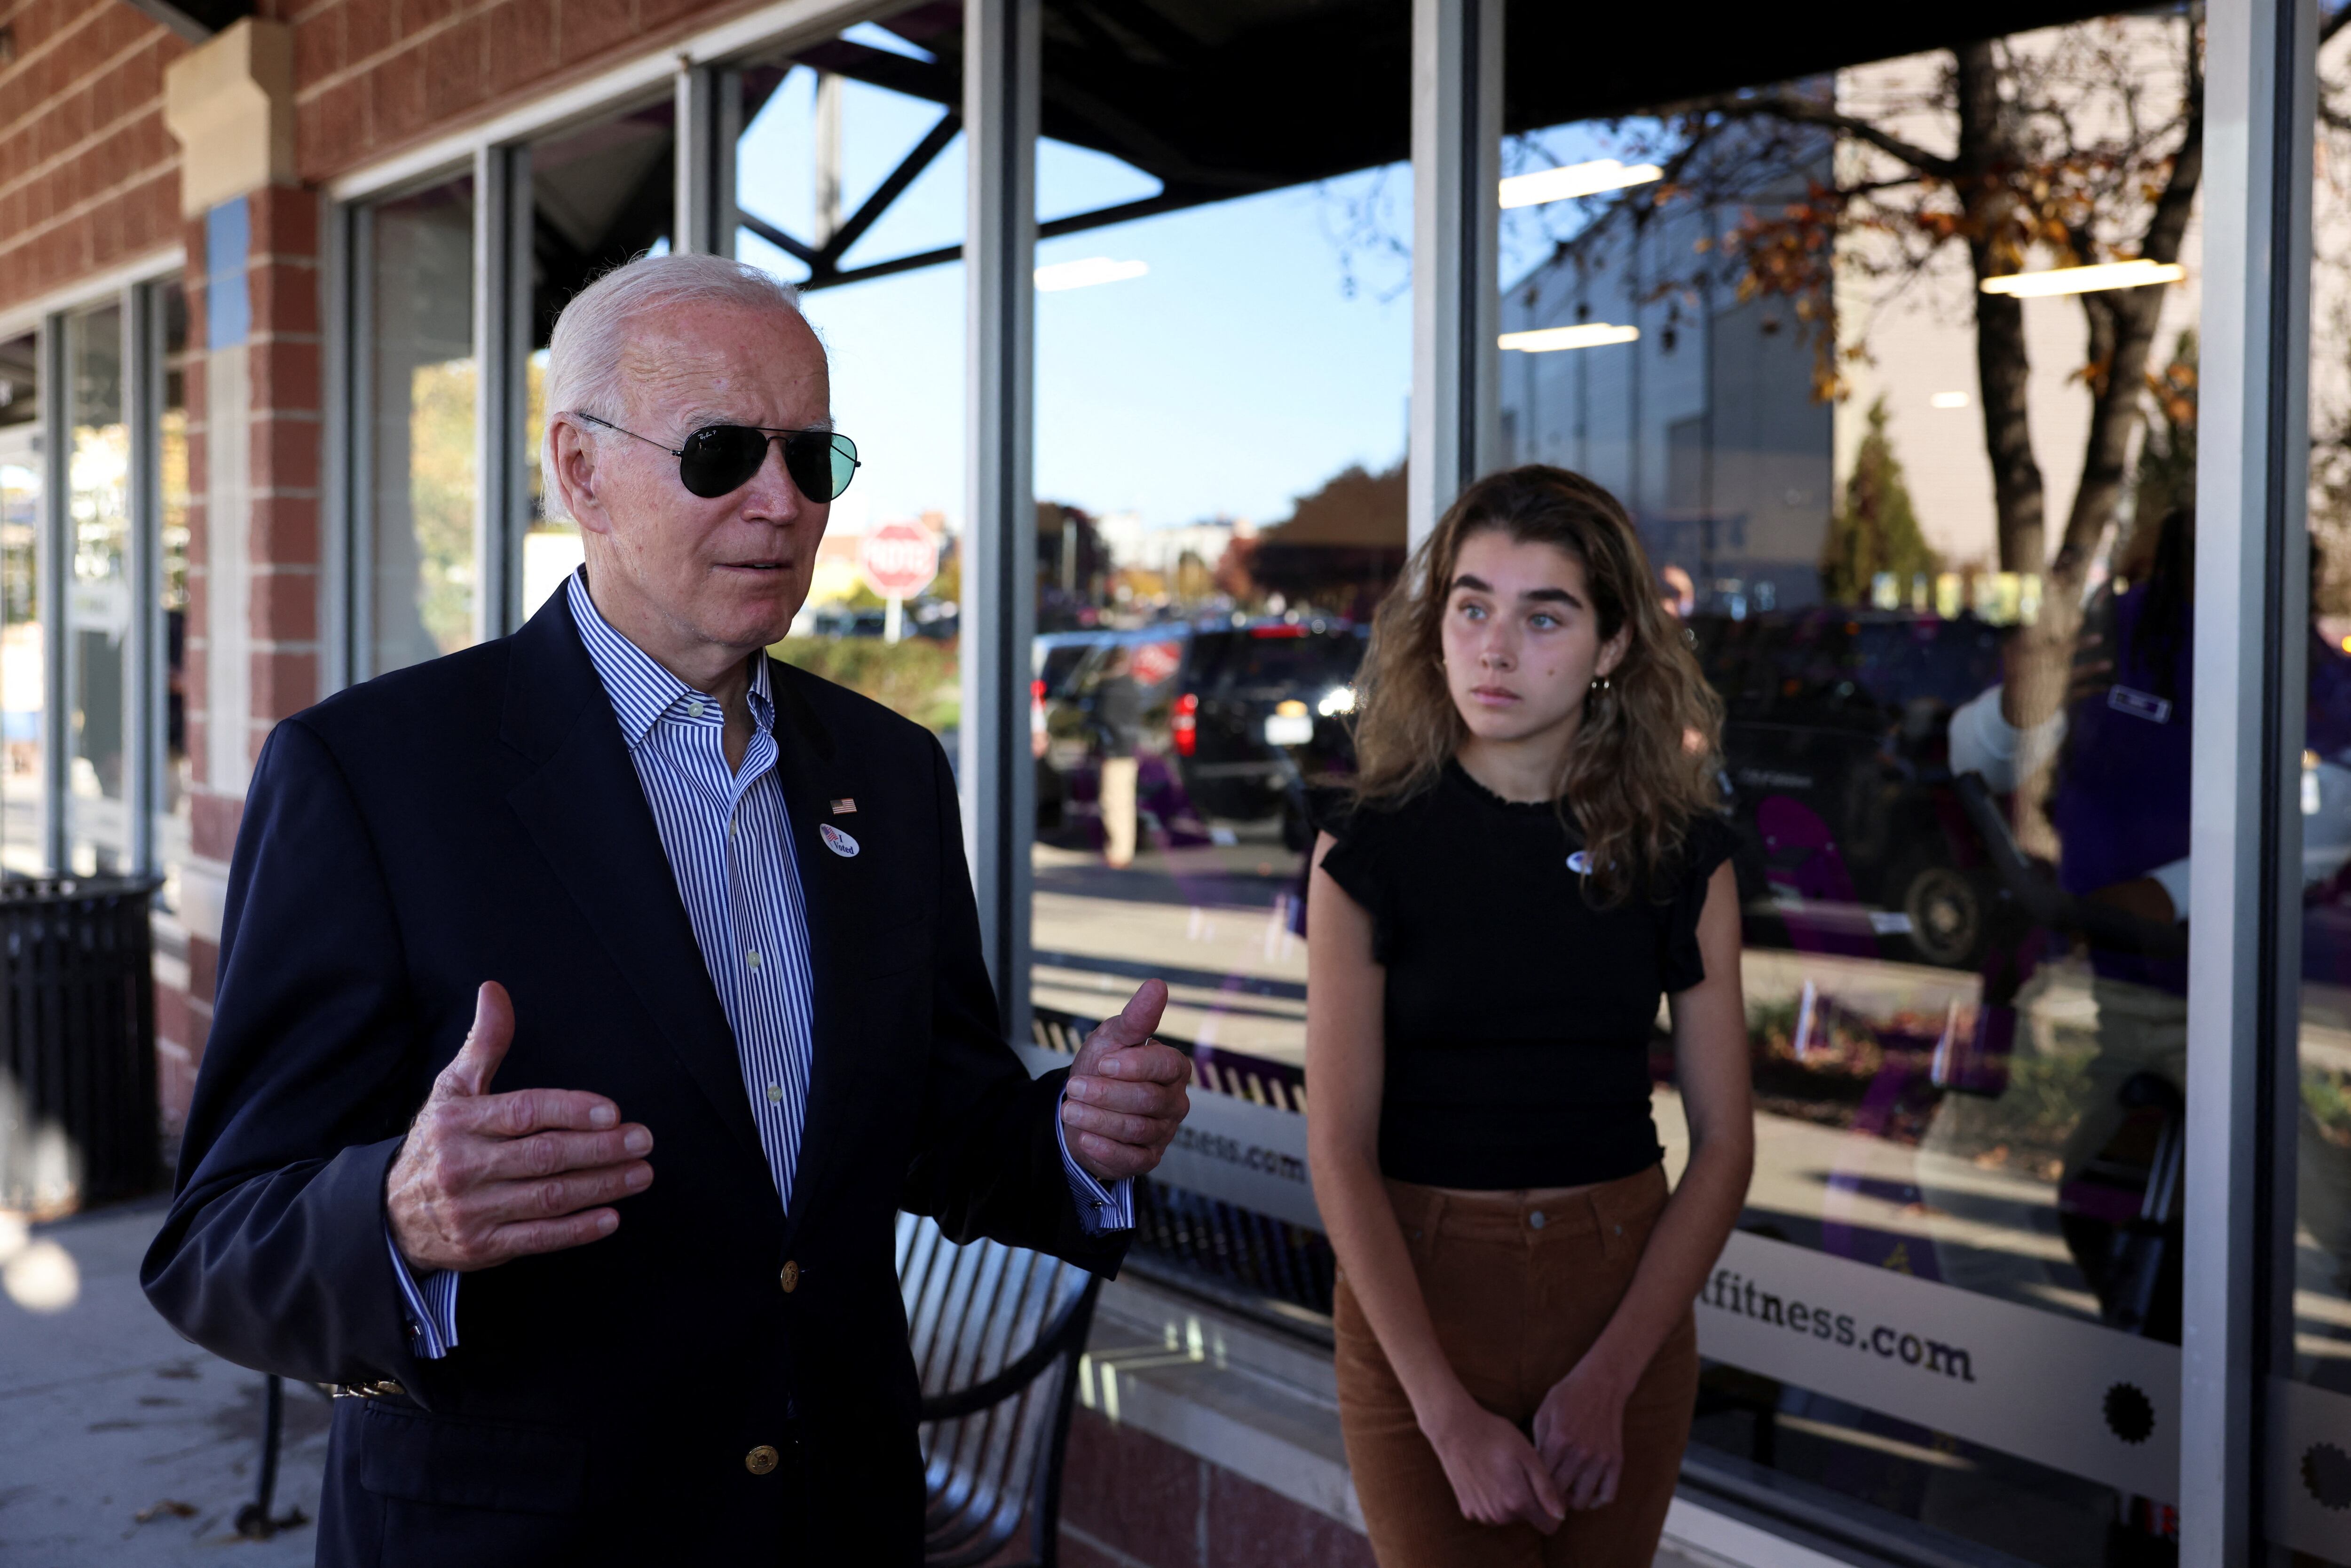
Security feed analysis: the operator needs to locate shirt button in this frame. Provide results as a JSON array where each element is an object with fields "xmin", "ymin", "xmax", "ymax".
[
  {"xmin": 688, "ymin": 700, "xmax": 706, "ymax": 718},
  {"xmin": 766, "ymin": 1082, "xmax": 782, "ymax": 1103},
  {"xmin": 745, "ymin": 1444, "xmax": 779, "ymax": 1474},
  {"xmin": 747, "ymin": 949, "xmax": 761, "ymax": 969},
  {"xmin": 1528, "ymin": 1210, "xmax": 1547, "ymax": 1230},
  {"xmin": 780, "ymin": 1260, "xmax": 800, "ymax": 1293}
]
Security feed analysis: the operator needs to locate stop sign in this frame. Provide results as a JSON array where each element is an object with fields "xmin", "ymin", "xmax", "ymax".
[{"xmin": 858, "ymin": 520, "xmax": 940, "ymax": 600}]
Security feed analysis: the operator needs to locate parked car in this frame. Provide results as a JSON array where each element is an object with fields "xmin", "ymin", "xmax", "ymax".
[
  {"xmin": 1041, "ymin": 618, "xmax": 1367, "ymax": 852},
  {"xmin": 1033, "ymin": 629, "xmax": 1120, "ymax": 831},
  {"xmin": 1177, "ymin": 621, "xmax": 1367, "ymax": 848},
  {"xmin": 1691, "ymin": 607, "xmax": 2006, "ymax": 970},
  {"xmin": 806, "ymin": 606, "xmax": 888, "ymax": 638}
]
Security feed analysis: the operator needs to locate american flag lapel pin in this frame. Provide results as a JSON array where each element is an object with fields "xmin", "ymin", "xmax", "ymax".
[{"xmin": 829, "ymin": 798, "xmax": 857, "ymax": 815}]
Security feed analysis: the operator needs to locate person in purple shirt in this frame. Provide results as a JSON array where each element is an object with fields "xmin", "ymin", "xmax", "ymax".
[{"xmin": 1948, "ymin": 506, "xmax": 2351, "ymax": 1334}]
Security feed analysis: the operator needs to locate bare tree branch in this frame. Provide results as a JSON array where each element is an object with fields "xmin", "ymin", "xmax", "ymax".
[{"xmin": 1677, "ymin": 89, "xmax": 1961, "ymax": 181}]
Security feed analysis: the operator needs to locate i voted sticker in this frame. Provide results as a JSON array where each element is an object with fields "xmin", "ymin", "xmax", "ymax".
[
  {"xmin": 1567, "ymin": 850, "xmax": 1593, "ymax": 875},
  {"xmin": 820, "ymin": 823, "xmax": 860, "ymax": 858}
]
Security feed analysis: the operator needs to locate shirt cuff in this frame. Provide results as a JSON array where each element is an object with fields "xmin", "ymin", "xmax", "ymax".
[
  {"xmin": 1948, "ymin": 683, "xmax": 2067, "ymax": 794},
  {"xmin": 385, "ymin": 1223, "xmax": 460, "ymax": 1360},
  {"xmin": 1055, "ymin": 1083, "xmax": 1135, "ymax": 1235}
]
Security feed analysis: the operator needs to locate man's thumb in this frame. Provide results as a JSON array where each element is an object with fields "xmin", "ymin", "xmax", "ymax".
[
  {"xmin": 1074, "ymin": 979, "xmax": 1168, "ymax": 1074},
  {"xmin": 1106, "ymin": 978, "xmax": 1169, "ymax": 1048},
  {"xmin": 442, "ymin": 981, "xmax": 515, "ymax": 1097}
]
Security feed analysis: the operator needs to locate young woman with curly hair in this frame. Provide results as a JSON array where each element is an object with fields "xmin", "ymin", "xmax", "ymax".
[{"xmin": 1307, "ymin": 466, "xmax": 1754, "ymax": 1566}]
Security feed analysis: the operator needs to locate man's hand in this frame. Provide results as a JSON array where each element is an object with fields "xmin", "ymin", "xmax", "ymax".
[
  {"xmin": 1062, "ymin": 979, "xmax": 1190, "ymax": 1183},
  {"xmin": 386, "ymin": 982, "xmax": 654, "ymax": 1274}
]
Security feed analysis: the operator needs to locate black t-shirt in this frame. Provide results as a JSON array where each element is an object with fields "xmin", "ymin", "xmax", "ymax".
[{"xmin": 1319, "ymin": 759, "xmax": 1737, "ymax": 1190}]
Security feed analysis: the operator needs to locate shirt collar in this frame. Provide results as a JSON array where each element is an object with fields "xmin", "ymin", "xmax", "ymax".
[{"xmin": 565, "ymin": 568, "xmax": 775, "ymax": 751}]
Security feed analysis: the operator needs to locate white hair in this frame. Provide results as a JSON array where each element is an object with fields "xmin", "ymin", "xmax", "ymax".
[{"xmin": 538, "ymin": 252, "xmax": 811, "ymax": 520}]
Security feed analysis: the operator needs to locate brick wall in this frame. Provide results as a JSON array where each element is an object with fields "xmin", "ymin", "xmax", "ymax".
[
  {"xmin": 0, "ymin": 0, "xmax": 189, "ymax": 318},
  {"xmin": 286, "ymin": 0, "xmax": 762, "ymax": 182},
  {"xmin": 1058, "ymin": 1411, "xmax": 1376, "ymax": 1568},
  {"xmin": 3, "ymin": 0, "xmax": 779, "ymax": 323}
]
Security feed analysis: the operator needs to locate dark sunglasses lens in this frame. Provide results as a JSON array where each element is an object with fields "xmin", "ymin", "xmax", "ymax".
[
  {"xmin": 678, "ymin": 426, "xmax": 770, "ymax": 498},
  {"xmin": 782, "ymin": 432, "xmax": 859, "ymax": 504}
]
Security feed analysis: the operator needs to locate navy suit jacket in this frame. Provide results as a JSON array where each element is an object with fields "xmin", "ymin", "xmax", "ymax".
[{"xmin": 141, "ymin": 590, "xmax": 1124, "ymax": 1566}]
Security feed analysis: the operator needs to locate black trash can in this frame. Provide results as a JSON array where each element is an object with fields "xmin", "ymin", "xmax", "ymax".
[{"xmin": 0, "ymin": 876, "xmax": 163, "ymax": 1214}]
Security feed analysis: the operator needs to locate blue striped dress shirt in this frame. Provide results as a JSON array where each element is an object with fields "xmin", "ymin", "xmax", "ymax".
[{"xmin": 389, "ymin": 572, "xmax": 1128, "ymax": 1357}]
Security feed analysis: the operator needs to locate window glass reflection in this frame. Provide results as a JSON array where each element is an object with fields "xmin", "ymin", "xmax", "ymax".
[
  {"xmin": 158, "ymin": 282, "xmax": 192, "ymax": 909},
  {"xmin": 1495, "ymin": 16, "xmax": 2201, "ymax": 1562},
  {"xmin": 524, "ymin": 100, "xmax": 676, "ymax": 619},
  {"xmin": 369, "ymin": 177, "xmax": 476, "ymax": 674},
  {"xmin": 736, "ymin": 19, "xmax": 965, "ymax": 733},
  {"xmin": 65, "ymin": 304, "xmax": 129, "ymax": 875},
  {"xmin": 0, "ymin": 331, "xmax": 40, "ymax": 875},
  {"xmin": 2277, "ymin": 23, "xmax": 2351, "ymax": 1564},
  {"xmin": 1026, "ymin": 142, "xmax": 1411, "ymax": 1319}
]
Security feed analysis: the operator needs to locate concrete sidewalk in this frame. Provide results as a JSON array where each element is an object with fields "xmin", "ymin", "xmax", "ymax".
[{"xmin": 0, "ymin": 1197, "xmax": 328, "ymax": 1567}]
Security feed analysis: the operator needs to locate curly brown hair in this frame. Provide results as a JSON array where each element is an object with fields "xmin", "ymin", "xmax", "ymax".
[{"xmin": 1347, "ymin": 465, "xmax": 1725, "ymax": 905}]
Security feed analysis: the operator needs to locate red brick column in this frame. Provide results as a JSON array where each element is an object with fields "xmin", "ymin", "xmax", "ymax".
[
  {"xmin": 164, "ymin": 180, "xmax": 325, "ymax": 1135},
  {"xmin": 243, "ymin": 184, "xmax": 325, "ymax": 753}
]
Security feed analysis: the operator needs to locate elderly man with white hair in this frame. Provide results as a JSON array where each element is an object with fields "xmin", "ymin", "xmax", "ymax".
[{"xmin": 142, "ymin": 252, "xmax": 1191, "ymax": 1566}]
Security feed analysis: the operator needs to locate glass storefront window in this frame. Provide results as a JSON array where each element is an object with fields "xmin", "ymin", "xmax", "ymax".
[
  {"xmin": 1493, "ymin": 16, "xmax": 2201, "ymax": 1564},
  {"xmin": 2272, "ymin": 24, "xmax": 2351, "ymax": 1563},
  {"xmin": 64, "ymin": 304, "xmax": 130, "ymax": 876},
  {"xmin": 522, "ymin": 101, "xmax": 675, "ymax": 619},
  {"xmin": 1024, "ymin": 109, "xmax": 1412, "ymax": 1292},
  {"xmin": 0, "ymin": 331, "xmax": 39, "ymax": 876},
  {"xmin": 157, "ymin": 282, "xmax": 191, "ymax": 909},
  {"xmin": 368, "ymin": 175, "xmax": 476, "ymax": 675},
  {"xmin": 736, "ymin": 18, "xmax": 966, "ymax": 735}
]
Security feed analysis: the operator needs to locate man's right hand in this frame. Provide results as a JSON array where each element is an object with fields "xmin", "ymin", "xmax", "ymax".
[{"xmin": 386, "ymin": 981, "xmax": 653, "ymax": 1273}]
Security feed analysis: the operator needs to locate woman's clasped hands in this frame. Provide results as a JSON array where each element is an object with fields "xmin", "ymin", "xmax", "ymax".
[
  {"xmin": 1427, "ymin": 1395, "xmax": 1565, "ymax": 1533},
  {"xmin": 1425, "ymin": 1353, "xmax": 1629, "ymax": 1534}
]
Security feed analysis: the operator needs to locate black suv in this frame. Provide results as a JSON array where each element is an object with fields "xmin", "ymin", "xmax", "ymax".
[
  {"xmin": 1041, "ymin": 619, "xmax": 1367, "ymax": 851},
  {"xmin": 1692, "ymin": 608, "xmax": 2005, "ymax": 970}
]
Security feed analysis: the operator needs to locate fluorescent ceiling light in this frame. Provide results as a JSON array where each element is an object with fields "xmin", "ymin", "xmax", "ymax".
[
  {"xmin": 1035, "ymin": 257, "xmax": 1149, "ymax": 292},
  {"xmin": 1980, "ymin": 259, "xmax": 2185, "ymax": 298},
  {"xmin": 1499, "ymin": 323, "xmax": 1641, "ymax": 353},
  {"xmin": 1930, "ymin": 391, "xmax": 1971, "ymax": 409},
  {"xmin": 1499, "ymin": 159, "xmax": 1664, "ymax": 209}
]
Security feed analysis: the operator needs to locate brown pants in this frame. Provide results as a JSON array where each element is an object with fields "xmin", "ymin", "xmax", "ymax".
[{"xmin": 1334, "ymin": 1165, "xmax": 1699, "ymax": 1568}]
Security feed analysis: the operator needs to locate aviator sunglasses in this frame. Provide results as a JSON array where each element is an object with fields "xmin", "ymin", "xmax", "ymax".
[{"xmin": 572, "ymin": 412, "xmax": 861, "ymax": 503}]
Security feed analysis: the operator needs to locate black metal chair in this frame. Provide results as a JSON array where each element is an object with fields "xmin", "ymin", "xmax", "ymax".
[{"xmin": 898, "ymin": 1210, "xmax": 1104, "ymax": 1568}]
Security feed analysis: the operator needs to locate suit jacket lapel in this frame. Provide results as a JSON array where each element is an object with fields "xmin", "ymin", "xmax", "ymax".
[
  {"xmin": 499, "ymin": 593, "xmax": 768, "ymax": 1174},
  {"xmin": 762, "ymin": 661, "xmax": 864, "ymax": 1242}
]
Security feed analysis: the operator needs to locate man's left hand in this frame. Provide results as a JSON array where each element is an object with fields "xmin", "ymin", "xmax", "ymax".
[{"xmin": 1063, "ymin": 979, "xmax": 1191, "ymax": 1182}]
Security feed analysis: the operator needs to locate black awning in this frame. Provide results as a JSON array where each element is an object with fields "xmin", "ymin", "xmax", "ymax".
[{"xmin": 823, "ymin": 0, "xmax": 2128, "ymax": 205}]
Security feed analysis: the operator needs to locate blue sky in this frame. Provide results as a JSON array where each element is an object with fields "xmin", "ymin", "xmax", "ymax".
[
  {"xmin": 729, "ymin": 38, "xmax": 1628, "ymax": 537},
  {"xmin": 736, "ymin": 56, "xmax": 1418, "ymax": 536}
]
